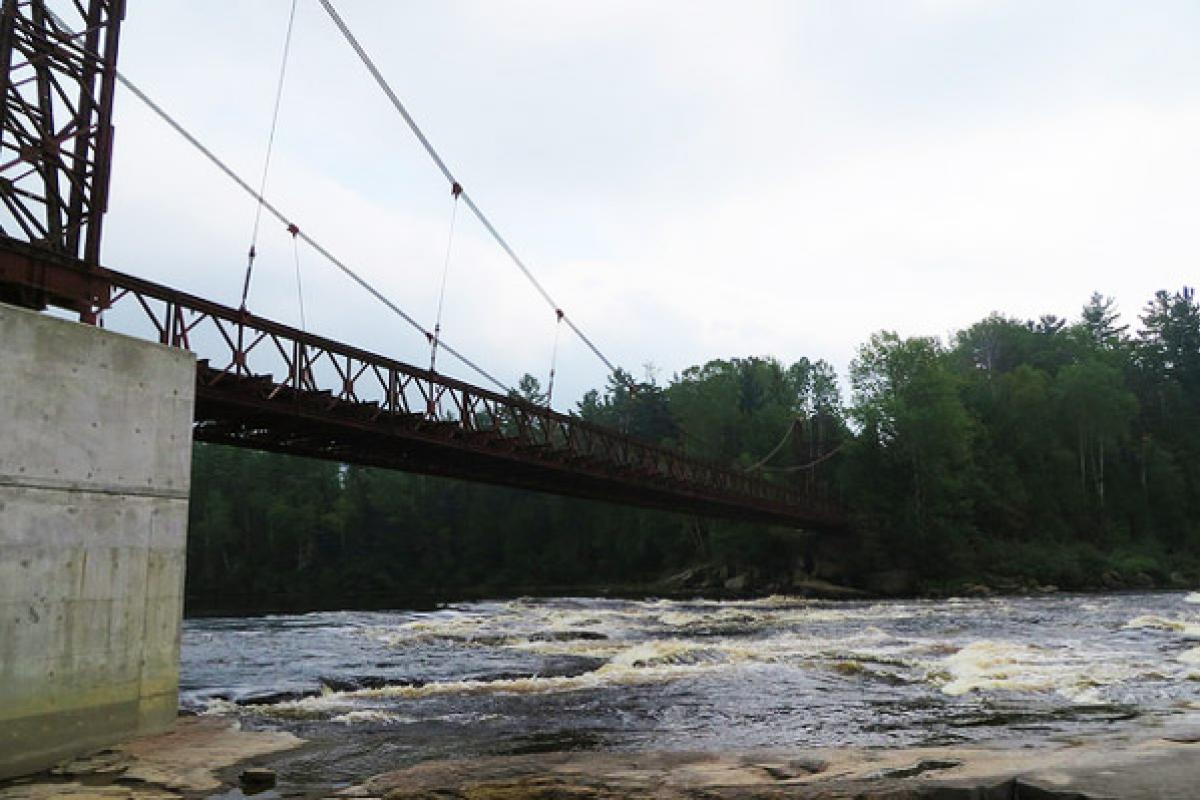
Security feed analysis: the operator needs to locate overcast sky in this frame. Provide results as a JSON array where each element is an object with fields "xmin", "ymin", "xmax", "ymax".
[{"xmin": 95, "ymin": 1, "xmax": 1200, "ymax": 405}]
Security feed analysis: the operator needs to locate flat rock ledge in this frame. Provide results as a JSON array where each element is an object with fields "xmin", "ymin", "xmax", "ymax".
[
  {"xmin": 348, "ymin": 729, "xmax": 1200, "ymax": 800},
  {"xmin": 6, "ymin": 719, "xmax": 1200, "ymax": 799},
  {"xmin": 0, "ymin": 717, "xmax": 301, "ymax": 800}
]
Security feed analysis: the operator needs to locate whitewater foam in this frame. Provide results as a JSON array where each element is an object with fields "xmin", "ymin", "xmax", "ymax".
[
  {"xmin": 332, "ymin": 709, "xmax": 411, "ymax": 725},
  {"xmin": 939, "ymin": 640, "xmax": 1133, "ymax": 701},
  {"xmin": 1179, "ymin": 646, "xmax": 1200, "ymax": 665},
  {"xmin": 1125, "ymin": 615, "xmax": 1200, "ymax": 638}
]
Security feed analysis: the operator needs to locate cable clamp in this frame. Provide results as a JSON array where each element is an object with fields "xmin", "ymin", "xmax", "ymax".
[{"xmin": 451, "ymin": 182, "xmax": 463, "ymax": 198}]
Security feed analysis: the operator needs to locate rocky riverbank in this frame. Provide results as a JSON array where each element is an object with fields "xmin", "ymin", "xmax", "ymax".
[
  {"xmin": 653, "ymin": 561, "xmax": 1198, "ymax": 601},
  {"xmin": 0, "ymin": 718, "xmax": 300, "ymax": 800},
  {"xmin": 352, "ymin": 730, "xmax": 1200, "ymax": 799},
  {"xmin": 183, "ymin": 558, "xmax": 1200, "ymax": 616},
  {"xmin": 6, "ymin": 716, "xmax": 1200, "ymax": 799}
]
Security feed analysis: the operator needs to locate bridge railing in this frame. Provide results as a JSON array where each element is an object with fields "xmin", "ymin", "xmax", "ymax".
[{"xmin": 0, "ymin": 239, "xmax": 842, "ymax": 521}]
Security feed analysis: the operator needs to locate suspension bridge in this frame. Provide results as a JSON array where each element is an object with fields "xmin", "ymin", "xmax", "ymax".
[
  {"xmin": 0, "ymin": 0, "xmax": 845, "ymax": 531},
  {"xmin": 0, "ymin": 2, "xmax": 855, "ymax": 777}
]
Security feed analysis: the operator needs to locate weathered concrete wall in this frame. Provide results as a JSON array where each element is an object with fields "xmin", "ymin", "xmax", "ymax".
[{"xmin": 0, "ymin": 302, "xmax": 195, "ymax": 779}]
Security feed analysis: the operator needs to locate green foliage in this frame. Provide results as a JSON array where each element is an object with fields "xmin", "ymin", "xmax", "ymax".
[
  {"xmin": 846, "ymin": 332, "xmax": 975, "ymax": 561},
  {"xmin": 837, "ymin": 287, "xmax": 1198, "ymax": 583}
]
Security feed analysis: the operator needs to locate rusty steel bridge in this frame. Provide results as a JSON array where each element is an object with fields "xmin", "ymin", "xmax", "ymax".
[{"xmin": 0, "ymin": 1, "xmax": 845, "ymax": 530}]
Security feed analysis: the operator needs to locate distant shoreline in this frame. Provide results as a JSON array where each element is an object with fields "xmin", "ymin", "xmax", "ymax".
[{"xmin": 183, "ymin": 580, "xmax": 1194, "ymax": 618}]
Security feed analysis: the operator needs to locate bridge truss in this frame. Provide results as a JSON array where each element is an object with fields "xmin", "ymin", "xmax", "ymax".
[{"xmin": 0, "ymin": 239, "xmax": 845, "ymax": 528}]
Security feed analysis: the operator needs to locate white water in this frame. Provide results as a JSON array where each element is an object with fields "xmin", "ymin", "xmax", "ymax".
[{"xmin": 183, "ymin": 591, "xmax": 1200, "ymax": 758}]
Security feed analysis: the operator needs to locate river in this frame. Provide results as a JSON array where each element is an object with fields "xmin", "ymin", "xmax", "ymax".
[{"xmin": 182, "ymin": 591, "xmax": 1200, "ymax": 792}]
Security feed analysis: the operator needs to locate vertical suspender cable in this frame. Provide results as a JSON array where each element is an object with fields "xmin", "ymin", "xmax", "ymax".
[
  {"xmin": 429, "ymin": 182, "xmax": 461, "ymax": 374},
  {"xmin": 288, "ymin": 223, "xmax": 307, "ymax": 330},
  {"xmin": 239, "ymin": 0, "xmax": 299, "ymax": 309},
  {"xmin": 545, "ymin": 308, "xmax": 564, "ymax": 407}
]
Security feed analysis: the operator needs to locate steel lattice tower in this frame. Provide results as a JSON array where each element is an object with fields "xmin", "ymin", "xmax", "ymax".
[{"xmin": 0, "ymin": 0, "xmax": 123, "ymax": 316}]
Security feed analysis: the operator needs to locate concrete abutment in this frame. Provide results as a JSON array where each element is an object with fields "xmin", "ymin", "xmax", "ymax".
[{"xmin": 0, "ymin": 301, "xmax": 195, "ymax": 779}]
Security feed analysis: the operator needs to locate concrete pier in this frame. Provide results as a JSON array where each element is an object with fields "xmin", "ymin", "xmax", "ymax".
[{"xmin": 0, "ymin": 302, "xmax": 195, "ymax": 779}]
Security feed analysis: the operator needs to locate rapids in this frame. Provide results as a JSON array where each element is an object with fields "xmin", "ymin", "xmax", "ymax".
[{"xmin": 182, "ymin": 591, "xmax": 1200, "ymax": 778}]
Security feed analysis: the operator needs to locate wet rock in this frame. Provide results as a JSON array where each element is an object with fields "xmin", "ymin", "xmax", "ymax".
[
  {"xmin": 506, "ymin": 730, "xmax": 607, "ymax": 755},
  {"xmin": 240, "ymin": 688, "xmax": 321, "ymax": 705},
  {"xmin": 320, "ymin": 675, "xmax": 424, "ymax": 693},
  {"xmin": 864, "ymin": 569, "xmax": 917, "ymax": 596},
  {"xmin": 319, "ymin": 677, "xmax": 362, "ymax": 693},
  {"xmin": 724, "ymin": 573, "xmax": 749, "ymax": 591},
  {"xmin": 868, "ymin": 758, "xmax": 963, "ymax": 780},
  {"xmin": 1100, "ymin": 570, "xmax": 1124, "ymax": 590},
  {"xmin": 529, "ymin": 630, "xmax": 608, "ymax": 642},
  {"xmin": 856, "ymin": 783, "xmax": 1011, "ymax": 799},
  {"xmin": 754, "ymin": 763, "xmax": 798, "ymax": 781},
  {"xmin": 746, "ymin": 756, "xmax": 829, "ymax": 780},
  {"xmin": 384, "ymin": 779, "xmax": 600, "ymax": 799},
  {"xmin": 788, "ymin": 756, "xmax": 830, "ymax": 774},
  {"xmin": 660, "ymin": 566, "xmax": 711, "ymax": 590},
  {"xmin": 988, "ymin": 576, "xmax": 1021, "ymax": 592},
  {"xmin": 959, "ymin": 583, "xmax": 993, "ymax": 598},
  {"xmin": 1129, "ymin": 572, "xmax": 1155, "ymax": 589},
  {"xmin": 789, "ymin": 576, "xmax": 868, "ymax": 599},
  {"xmin": 858, "ymin": 776, "xmax": 1105, "ymax": 800},
  {"xmin": 240, "ymin": 767, "xmax": 277, "ymax": 789},
  {"xmin": 51, "ymin": 748, "xmax": 129, "ymax": 778},
  {"xmin": 539, "ymin": 657, "xmax": 609, "ymax": 678},
  {"xmin": 0, "ymin": 785, "xmax": 181, "ymax": 799}
]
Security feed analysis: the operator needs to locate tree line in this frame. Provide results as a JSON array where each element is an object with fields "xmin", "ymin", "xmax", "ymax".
[{"xmin": 186, "ymin": 287, "xmax": 1200, "ymax": 610}]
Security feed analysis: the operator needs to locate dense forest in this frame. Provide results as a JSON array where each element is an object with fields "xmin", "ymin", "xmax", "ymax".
[{"xmin": 187, "ymin": 288, "xmax": 1200, "ymax": 610}]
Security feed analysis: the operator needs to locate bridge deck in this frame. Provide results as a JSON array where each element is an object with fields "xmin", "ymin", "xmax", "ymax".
[{"xmin": 0, "ymin": 239, "xmax": 845, "ymax": 529}]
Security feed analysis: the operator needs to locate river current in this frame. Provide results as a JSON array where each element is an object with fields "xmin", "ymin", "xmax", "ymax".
[{"xmin": 183, "ymin": 591, "xmax": 1200, "ymax": 782}]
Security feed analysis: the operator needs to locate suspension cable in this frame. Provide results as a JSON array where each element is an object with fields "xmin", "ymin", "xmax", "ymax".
[
  {"xmin": 316, "ymin": 0, "xmax": 626, "ymax": 381},
  {"xmin": 240, "ymin": 0, "xmax": 299, "ymax": 309},
  {"xmin": 744, "ymin": 419, "xmax": 798, "ymax": 473},
  {"xmin": 288, "ymin": 223, "xmax": 307, "ymax": 331},
  {"xmin": 756, "ymin": 443, "xmax": 845, "ymax": 473},
  {"xmin": 429, "ymin": 182, "xmax": 461, "ymax": 374},
  {"xmin": 112, "ymin": 72, "xmax": 511, "ymax": 394},
  {"xmin": 545, "ymin": 308, "xmax": 564, "ymax": 407}
]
